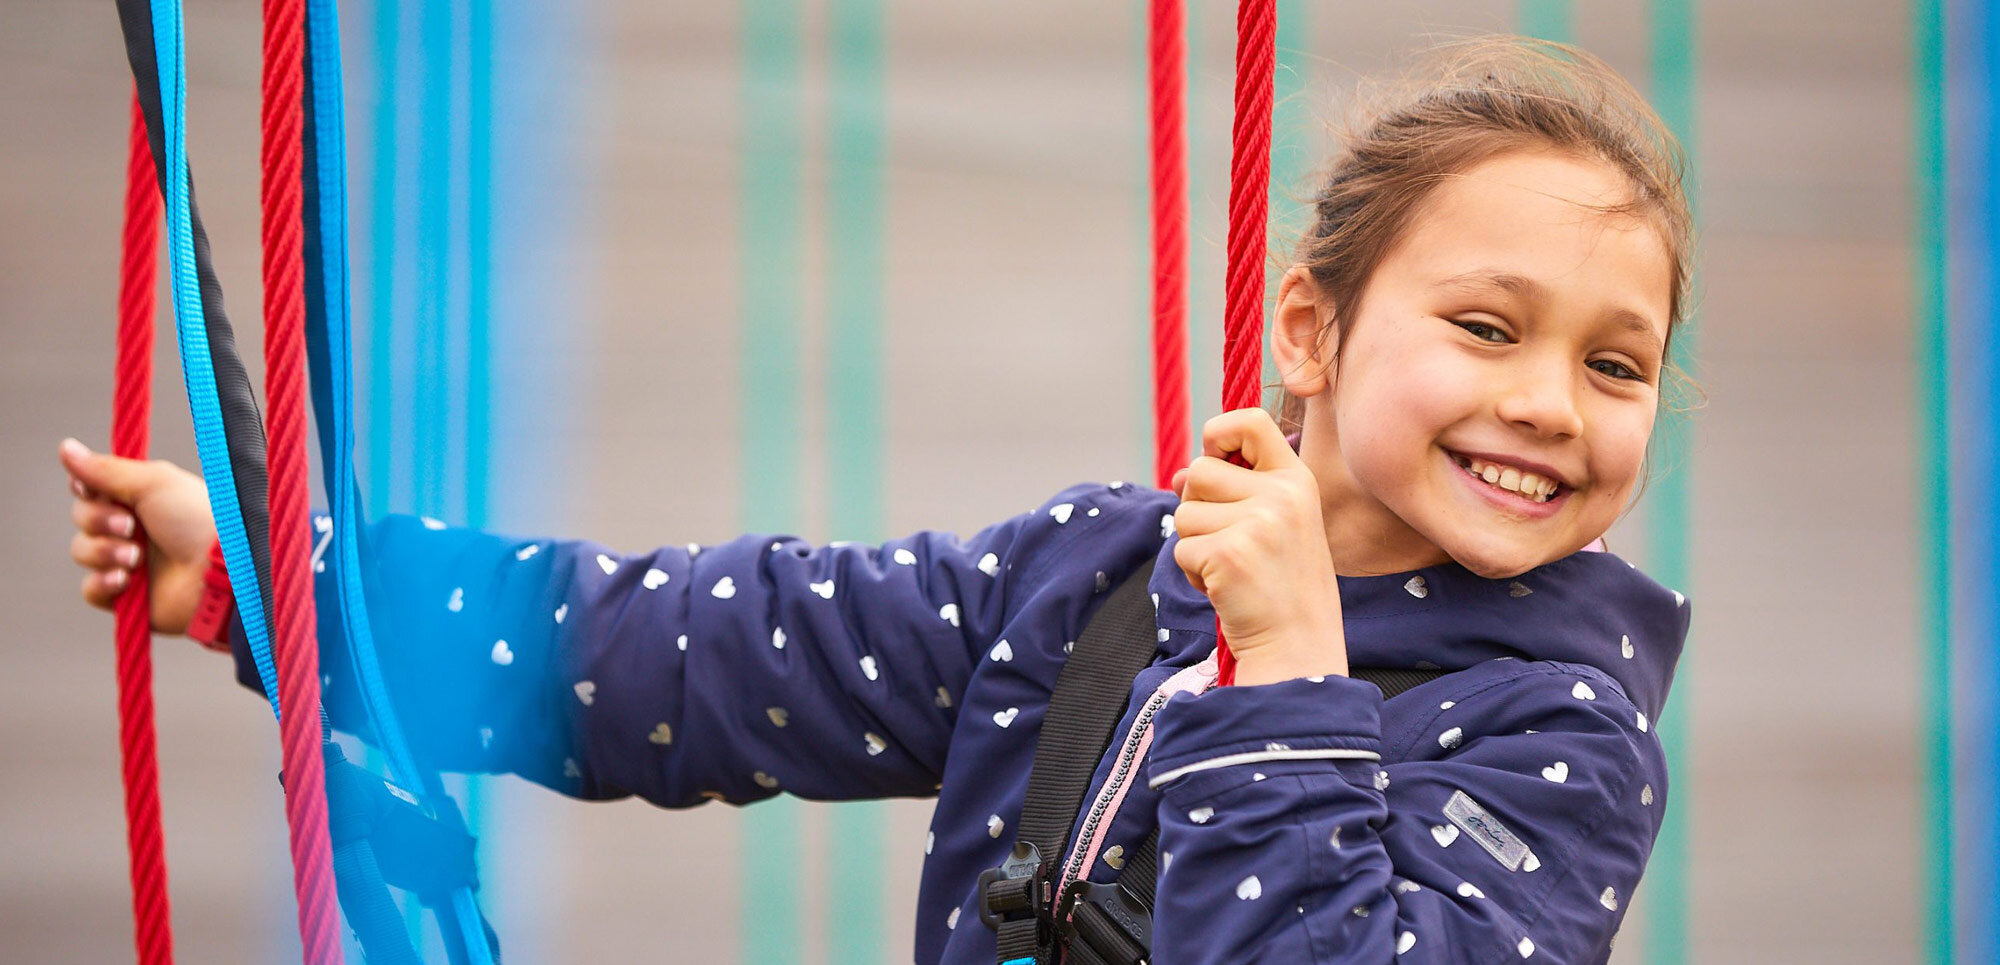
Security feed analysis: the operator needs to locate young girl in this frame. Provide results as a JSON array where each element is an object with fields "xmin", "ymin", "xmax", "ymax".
[{"xmin": 62, "ymin": 37, "xmax": 1689, "ymax": 964}]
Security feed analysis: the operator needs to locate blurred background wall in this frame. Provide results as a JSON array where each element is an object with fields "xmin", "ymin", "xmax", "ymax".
[{"xmin": 2, "ymin": 0, "xmax": 1983, "ymax": 962}]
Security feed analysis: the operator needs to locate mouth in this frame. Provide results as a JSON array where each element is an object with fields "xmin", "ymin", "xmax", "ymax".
[{"xmin": 1446, "ymin": 450, "xmax": 1571, "ymax": 508}]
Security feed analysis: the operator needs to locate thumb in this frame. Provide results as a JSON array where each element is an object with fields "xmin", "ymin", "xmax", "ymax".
[{"xmin": 59, "ymin": 438, "xmax": 159, "ymax": 505}]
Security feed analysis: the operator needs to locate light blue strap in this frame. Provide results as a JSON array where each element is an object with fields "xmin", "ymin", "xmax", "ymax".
[
  {"xmin": 148, "ymin": 0, "xmax": 281, "ymax": 717},
  {"xmin": 301, "ymin": 3, "xmax": 494, "ymax": 961}
]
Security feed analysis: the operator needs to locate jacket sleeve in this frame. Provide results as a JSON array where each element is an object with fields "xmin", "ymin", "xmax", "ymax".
[
  {"xmin": 1145, "ymin": 662, "xmax": 1664, "ymax": 964},
  {"xmin": 232, "ymin": 490, "xmax": 1105, "ymax": 808}
]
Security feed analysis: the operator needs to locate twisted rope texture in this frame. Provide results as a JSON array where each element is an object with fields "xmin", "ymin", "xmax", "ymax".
[
  {"xmin": 259, "ymin": 0, "xmax": 341, "ymax": 958},
  {"xmin": 113, "ymin": 93, "xmax": 175, "ymax": 965},
  {"xmin": 1214, "ymin": 0, "xmax": 1275, "ymax": 686},
  {"xmin": 1149, "ymin": 0, "xmax": 1188, "ymax": 491}
]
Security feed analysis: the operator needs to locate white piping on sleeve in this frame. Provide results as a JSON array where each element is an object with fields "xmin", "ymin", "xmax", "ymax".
[{"xmin": 1147, "ymin": 747, "xmax": 1382, "ymax": 789}]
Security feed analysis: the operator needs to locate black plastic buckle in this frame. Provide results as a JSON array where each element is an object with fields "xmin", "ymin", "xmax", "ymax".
[
  {"xmin": 321, "ymin": 742, "xmax": 480, "ymax": 897},
  {"xmin": 977, "ymin": 841, "xmax": 1051, "ymax": 931},
  {"xmin": 1059, "ymin": 881, "xmax": 1153, "ymax": 965}
]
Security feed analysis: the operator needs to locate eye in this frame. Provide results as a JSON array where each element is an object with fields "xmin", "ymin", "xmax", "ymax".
[
  {"xmin": 1588, "ymin": 358, "xmax": 1643, "ymax": 381},
  {"xmin": 1452, "ymin": 320, "xmax": 1511, "ymax": 344}
]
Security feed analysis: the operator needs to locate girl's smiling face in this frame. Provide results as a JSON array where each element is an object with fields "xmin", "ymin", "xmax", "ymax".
[{"xmin": 1276, "ymin": 149, "xmax": 1675, "ymax": 579}]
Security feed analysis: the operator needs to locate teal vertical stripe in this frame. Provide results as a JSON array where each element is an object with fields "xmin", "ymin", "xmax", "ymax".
[
  {"xmin": 1518, "ymin": 0, "xmax": 1573, "ymax": 43},
  {"xmin": 416, "ymin": 0, "xmax": 452, "ymax": 517},
  {"xmin": 1642, "ymin": 1, "xmax": 1695, "ymax": 963},
  {"xmin": 825, "ymin": 2, "xmax": 888, "ymax": 961},
  {"xmin": 463, "ymin": 0, "xmax": 497, "ymax": 949},
  {"xmin": 1914, "ymin": 0, "xmax": 1954, "ymax": 962},
  {"xmin": 1266, "ymin": 0, "xmax": 1308, "ymax": 398},
  {"xmin": 740, "ymin": 0, "xmax": 805, "ymax": 960}
]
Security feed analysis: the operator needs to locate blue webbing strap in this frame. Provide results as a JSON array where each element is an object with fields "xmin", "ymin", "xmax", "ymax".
[
  {"xmin": 299, "ymin": 3, "xmax": 497, "ymax": 962},
  {"xmin": 145, "ymin": 0, "xmax": 282, "ymax": 715}
]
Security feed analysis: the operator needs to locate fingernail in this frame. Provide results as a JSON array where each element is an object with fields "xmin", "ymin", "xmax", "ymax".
[
  {"xmin": 61, "ymin": 438, "xmax": 88, "ymax": 459},
  {"xmin": 106, "ymin": 569, "xmax": 128, "ymax": 589},
  {"xmin": 70, "ymin": 478, "xmax": 86, "ymax": 498},
  {"xmin": 118, "ymin": 544, "xmax": 140, "ymax": 567},
  {"xmin": 111, "ymin": 515, "xmax": 135, "ymax": 538}
]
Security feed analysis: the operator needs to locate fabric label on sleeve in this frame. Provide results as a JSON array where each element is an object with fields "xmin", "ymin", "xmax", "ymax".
[{"xmin": 1444, "ymin": 789, "xmax": 1529, "ymax": 871}]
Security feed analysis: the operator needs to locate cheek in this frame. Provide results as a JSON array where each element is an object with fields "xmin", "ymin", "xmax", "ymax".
[{"xmin": 1585, "ymin": 405, "xmax": 1657, "ymax": 503}]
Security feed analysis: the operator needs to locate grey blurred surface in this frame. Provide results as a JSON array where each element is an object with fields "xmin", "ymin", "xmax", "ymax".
[{"xmin": 1, "ymin": 0, "xmax": 1921, "ymax": 961}]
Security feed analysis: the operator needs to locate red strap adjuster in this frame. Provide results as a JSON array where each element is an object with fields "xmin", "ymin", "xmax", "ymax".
[{"xmin": 187, "ymin": 539, "xmax": 234, "ymax": 652}]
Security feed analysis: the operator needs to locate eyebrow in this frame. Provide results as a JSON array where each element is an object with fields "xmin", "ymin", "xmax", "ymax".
[{"xmin": 1435, "ymin": 269, "xmax": 1665, "ymax": 351}]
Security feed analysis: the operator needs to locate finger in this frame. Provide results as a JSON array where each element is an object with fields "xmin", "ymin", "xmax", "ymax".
[
  {"xmin": 81, "ymin": 568, "xmax": 130, "ymax": 609},
  {"xmin": 72, "ymin": 532, "xmax": 142, "ymax": 570},
  {"xmin": 1170, "ymin": 467, "xmax": 1189, "ymax": 499},
  {"xmin": 1171, "ymin": 533, "xmax": 1209, "ymax": 595},
  {"xmin": 69, "ymin": 476, "xmax": 93, "ymax": 500},
  {"xmin": 1179, "ymin": 455, "xmax": 1260, "ymax": 504},
  {"xmin": 59, "ymin": 438, "xmax": 156, "ymax": 506},
  {"xmin": 72, "ymin": 497, "xmax": 137, "ymax": 538},
  {"xmin": 1200, "ymin": 408, "xmax": 1300, "ymax": 472},
  {"xmin": 1171, "ymin": 498, "xmax": 1249, "ymax": 539}
]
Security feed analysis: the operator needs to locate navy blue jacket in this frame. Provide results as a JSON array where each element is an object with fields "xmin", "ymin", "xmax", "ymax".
[{"xmin": 247, "ymin": 482, "xmax": 1687, "ymax": 963}]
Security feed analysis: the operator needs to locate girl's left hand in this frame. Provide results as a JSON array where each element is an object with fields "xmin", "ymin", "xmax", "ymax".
[{"xmin": 1171, "ymin": 409, "xmax": 1348, "ymax": 685}]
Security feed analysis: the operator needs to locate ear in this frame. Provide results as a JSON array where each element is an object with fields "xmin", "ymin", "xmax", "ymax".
[{"xmin": 1271, "ymin": 265, "xmax": 1335, "ymax": 398}]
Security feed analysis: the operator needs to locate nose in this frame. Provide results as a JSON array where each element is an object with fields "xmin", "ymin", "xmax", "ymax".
[{"xmin": 1493, "ymin": 356, "xmax": 1584, "ymax": 441}]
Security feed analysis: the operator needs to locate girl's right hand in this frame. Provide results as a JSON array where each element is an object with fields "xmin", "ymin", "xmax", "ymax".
[{"xmin": 59, "ymin": 438, "xmax": 217, "ymax": 637}]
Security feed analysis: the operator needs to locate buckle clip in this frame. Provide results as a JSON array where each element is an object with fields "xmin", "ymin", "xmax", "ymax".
[{"xmin": 976, "ymin": 842, "xmax": 1051, "ymax": 931}]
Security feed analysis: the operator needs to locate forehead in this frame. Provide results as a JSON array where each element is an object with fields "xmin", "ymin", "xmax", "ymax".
[{"xmin": 1382, "ymin": 150, "xmax": 1674, "ymax": 338}]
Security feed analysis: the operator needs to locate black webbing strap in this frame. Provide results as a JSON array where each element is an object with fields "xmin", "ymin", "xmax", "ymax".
[
  {"xmin": 985, "ymin": 558, "xmax": 1162, "ymax": 963},
  {"xmin": 990, "ymin": 563, "xmax": 1449, "ymax": 965}
]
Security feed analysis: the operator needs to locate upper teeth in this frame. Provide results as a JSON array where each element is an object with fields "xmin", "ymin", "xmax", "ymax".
[{"xmin": 1460, "ymin": 457, "xmax": 1560, "ymax": 502}]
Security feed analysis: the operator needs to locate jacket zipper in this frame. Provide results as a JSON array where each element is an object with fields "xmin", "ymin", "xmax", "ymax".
[{"xmin": 1054, "ymin": 687, "xmax": 1173, "ymax": 918}]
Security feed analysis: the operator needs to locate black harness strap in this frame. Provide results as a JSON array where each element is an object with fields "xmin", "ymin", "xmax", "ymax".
[
  {"xmin": 984, "ymin": 563, "xmax": 1446, "ymax": 965},
  {"xmin": 982, "ymin": 558, "xmax": 1163, "ymax": 962}
]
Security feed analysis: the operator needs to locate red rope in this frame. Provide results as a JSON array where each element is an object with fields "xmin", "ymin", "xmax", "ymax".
[
  {"xmin": 1149, "ymin": 0, "xmax": 1188, "ymax": 491},
  {"xmin": 1214, "ymin": 0, "xmax": 1275, "ymax": 687},
  {"xmin": 259, "ymin": 0, "xmax": 342, "ymax": 959},
  {"xmin": 113, "ymin": 93, "xmax": 176, "ymax": 965}
]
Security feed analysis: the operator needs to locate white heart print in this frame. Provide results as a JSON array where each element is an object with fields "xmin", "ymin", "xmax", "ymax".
[
  {"xmin": 940, "ymin": 603, "xmax": 960, "ymax": 627},
  {"xmin": 771, "ymin": 627, "xmax": 786, "ymax": 650},
  {"xmin": 1522, "ymin": 851, "xmax": 1541, "ymax": 872},
  {"xmin": 1049, "ymin": 503, "xmax": 1074, "ymax": 524},
  {"xmin": 1404, "ymin": 576, "xmax": 1428, "ymax": 599},
  {"xmin": 676, "ymin": 634, "xmax": 689, "ymax": 651},
  {"xmin": 864, "ymin": 732, "xmax": 887, "ymax": 756},
  {"xmin": 421, "ymin": 516, "xmax": 446, "ymax": 530},
  {"xmin": 514, "ymin": 544, "xmax": 540, "ymax": 561},
  {"xmin": 1160, "ymin": 513, "xmax": 1176, "ymax": 538},
  {"xmin": 1102, "ymin": 845, "xmax": 1125, "ymax": 870},
  {"xmin": 1542, "ymin": 761, "xmax": 1570, "ymax": 783},
  {"xmin": 711, "ymin": 576, "xmax": 736, "ymax": 599},
  {"xmin": 1397, "ymin": 931, "xmax": 1417, "ymax": 954},
  {"xmin": 1509, "ymin": 580, "xmax": 1533, "ymax": 598},
  {"xmin": 489, "ymin": 640, "xmax": 514, "ymax": 666},
  {"xmin": 934, "ymin": 686, "xmax": 952, "ymax": 708},
  {"xmin": 766, "ymin": 706, "xmax": 789, "ymax": 727},
  {"xmin": 447, "ymin": 587, "xmax": 464, "ymax": 612},
  {"xmin": 596, "ymin": 554, "xmax": 618, "ymax": 575},
  {"xmin": 1518, "ymin": 937, "xmax": 1535, "ymax": 958},
  {"xmin": 1571, "ymin": 681, "xmax": 1597, "ymax": 701},
  {"xmin": 1188, "ymin": 806, "xmax": 1214, "ymax": 824},
  {"xmin": 1457, "ymin": 882, "xmax": 1485, "ymax": 899},
  {"xmin": 986, "ymin": 814, "xmax": 1005, "ymax": 838},
  {"xmin": 989, "ymin": 639, "xmax": 1013, "ymax": 662},
  {"xmin": 573, "ymin": 681, "xmax": 595, "ymax": 706},
  {"xmin": 809, "ymin": 579, "xmax": 835, "ymax": 599},
  {"xmin": 1431, "ymin": 824, "xmax": 1460, "ymax": 847},
  {"xmin": 893, "ymin": 548, "xmax": 917, "ymax": 565},
  {"xmin": 554, "ymin": 603, "xmax": 568, "ymax": 624},
  {"xmin": 1637, "ymin": 711, "xmax": 1649, "ymax": 733},
  {"xmin": 1620, "ymin": 634, "xmax": 1634, "ymax": 659},
  {"xmin": 1234, "ymin": 875, "xmax": 1262, "ymax": 900},
  {"xmin": 946, "ymin": 907, "xmax": 960, "ymax": 930},
  {"xmin": 1438, "ymin": 727, "xmax": 1463, "ymax": 750},
  {"xmin": 643, "ymin": 568, "xmax": 669, "ymax": 590},
  {"xmin": 859, "ymin": 656, "xmax": 879, "ymax": 680},
  {"xmin": 992, "ymin": 707, "xmax": 1019, "ymax": 728},
  {"xmin": 1599, "ymin": 886, "xmax": 1619, "ymax": 911},
  {"xmin": 977, "ymin": 553, "xmax": 1000, "ymax": 576},
  {"xmin": 753, "ymin": 771, "xmax": 779, "ymax": 789},
  {"xmin": 925, "ymin": 831, "xmax": 934, "ymax": 855},
  {"xmin": 1640, "ymin": 784, "xmax": 1654, "ymax": 806}
]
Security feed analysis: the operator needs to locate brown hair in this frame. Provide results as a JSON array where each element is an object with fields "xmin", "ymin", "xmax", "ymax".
[{"xmin": 1275, "ymin": 36, "xmax": 1695, "ymax": 431}]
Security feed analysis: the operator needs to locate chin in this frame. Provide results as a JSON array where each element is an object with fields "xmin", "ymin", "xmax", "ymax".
[{"xmin": 1432, "ymin": 535, "xmax": 1554, "ymax": 581}]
